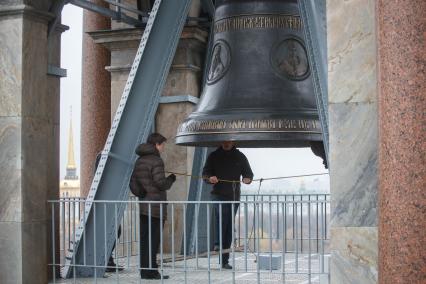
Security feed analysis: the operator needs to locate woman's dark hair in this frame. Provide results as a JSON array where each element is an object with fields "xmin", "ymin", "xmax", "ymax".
[{"xmin": 147, "ymin": 133, "xmax": 167, "ymax": 145}]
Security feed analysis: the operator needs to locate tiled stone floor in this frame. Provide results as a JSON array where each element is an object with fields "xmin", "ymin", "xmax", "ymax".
[{"xmin": 53, "ymin": 253, "xmax": 329, "ymax": 283}]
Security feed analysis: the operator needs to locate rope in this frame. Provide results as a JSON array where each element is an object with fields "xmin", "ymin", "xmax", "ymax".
[
  {"xmin": 165, "ymin": 171, "xmax": 329, "ymax": 183},
  {"xmin": 165, "ymin": 171, "xmax": 240, "ymax": 183}
]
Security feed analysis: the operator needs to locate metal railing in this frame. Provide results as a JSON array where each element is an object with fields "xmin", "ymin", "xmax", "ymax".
[
  {"xmin": 238, "ymin": 194, "xmax": 329, "ymax": 253},
  {"xmin": 51, "ymin": 194, "xmax": 330, "ymax": 283}
]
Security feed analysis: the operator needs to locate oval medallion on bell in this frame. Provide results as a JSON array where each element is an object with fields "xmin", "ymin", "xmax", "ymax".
[{"xmin": 176, "ymin": 0, "xmax": 322, "ymax": 147}]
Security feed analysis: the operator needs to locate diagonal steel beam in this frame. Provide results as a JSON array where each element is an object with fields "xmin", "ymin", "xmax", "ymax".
[{"xmin": 64, "ymin": 0, "xmax": 192, "ymax": 277}]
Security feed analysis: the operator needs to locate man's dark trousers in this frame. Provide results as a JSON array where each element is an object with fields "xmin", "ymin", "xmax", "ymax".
[
  {"xmin": 139, "ymin": 215, "xmax": 163, "ymax": 277},
  {"xmin": 213, "ymin": 196, "xmax": 239, "ymax": 265}
]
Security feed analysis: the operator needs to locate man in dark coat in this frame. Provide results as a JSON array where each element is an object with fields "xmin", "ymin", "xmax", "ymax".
[
  {"xmin": 202, "ymin": 141, "xmax": 253, "ymax": 269},
  {"xmin": 129, "ymin": 133, "xmax": 176, "ymax": 279}
]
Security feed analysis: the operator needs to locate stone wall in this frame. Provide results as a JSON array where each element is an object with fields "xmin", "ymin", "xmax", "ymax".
[
  {"xmin": 0, "ymin": 1, "xmax": 61, "ymax": 283},
  {"xmin": 327, "ymin": 0, "xmax": 378, "ymax": 283}
]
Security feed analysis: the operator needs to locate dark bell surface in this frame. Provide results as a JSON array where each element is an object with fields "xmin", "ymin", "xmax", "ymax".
[{"xmin": 176, "ymin": 0, "xmax": 322, "ymax": 147}]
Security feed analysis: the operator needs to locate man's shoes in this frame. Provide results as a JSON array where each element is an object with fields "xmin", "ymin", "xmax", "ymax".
[
  {"xmin": 153, "ymin": 274, "xmax": 169, "ymax": 280},
  {"xmin": 105, "ymin": 263, "xmax": 124, "ymax": 272},
  {"xmin": 141, "ymin": 273, "xmax": 169, "ymax": 280},
  {"xmin": 222, "ymin": 263, "xmax": 233, "ymax": 270}
]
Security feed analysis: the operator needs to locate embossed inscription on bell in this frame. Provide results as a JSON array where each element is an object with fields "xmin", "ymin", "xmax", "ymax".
[{"xmin": 176, "ymin": 0, "xmax": 322, "ymax": 147}]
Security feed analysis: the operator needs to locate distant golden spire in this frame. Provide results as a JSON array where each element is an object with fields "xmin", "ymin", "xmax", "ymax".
[{"xmin": 67, "ymin": 107, "xmax": 76, "ymax": 170}]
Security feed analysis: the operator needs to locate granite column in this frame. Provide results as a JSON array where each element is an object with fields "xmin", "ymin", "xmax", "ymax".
[
  {"xmin": 377, "ymin": 1, "xmax": 426, "ymax": 283},
  {"xmin": 80, "ymin": 1, "xmax": 111, "ymax": 197}
]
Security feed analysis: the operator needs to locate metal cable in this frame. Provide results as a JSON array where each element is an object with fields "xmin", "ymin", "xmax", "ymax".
[{"xmin": 165, "ymin": 171, "xmax": 329, "ymax": 183}]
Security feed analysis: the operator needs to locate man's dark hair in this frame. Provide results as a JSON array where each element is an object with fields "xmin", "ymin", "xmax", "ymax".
[{"xmin": 147, "ymin": 133, "xmax": 167, "ymax": 145}]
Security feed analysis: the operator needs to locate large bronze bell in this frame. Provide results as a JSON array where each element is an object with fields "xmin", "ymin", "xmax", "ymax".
[{"xmin": 176, "ymin": 0, "xmax": 322, "ymax": 147}]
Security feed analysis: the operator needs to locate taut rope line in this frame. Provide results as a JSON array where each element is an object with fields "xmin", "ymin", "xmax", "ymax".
[{"xmin": 164, "ymin": 171, "xmax": 329, "ymax": 183}]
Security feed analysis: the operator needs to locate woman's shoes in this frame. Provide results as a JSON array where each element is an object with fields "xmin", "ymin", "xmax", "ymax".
[{"xmin": 222, "ymin": 263, "xmax": 233, "ymax": 270}]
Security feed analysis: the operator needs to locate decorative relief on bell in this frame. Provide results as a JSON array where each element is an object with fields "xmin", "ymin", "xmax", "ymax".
[
  {"xmin": 271, "ymin": 37, "xmax": 310, "ymax": 81},
  {"xmin": 207, "ymin": 40, "xmax": 231, "ymax": 84}
]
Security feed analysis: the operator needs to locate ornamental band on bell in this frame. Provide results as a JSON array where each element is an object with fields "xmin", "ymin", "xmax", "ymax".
[
  {"xmin": 213, "ymin": 14, "xmax": 302, "ymax": 34},
  {"xmin": 178, "ymin": 118, "xmax": 321, "ymax": 135}
]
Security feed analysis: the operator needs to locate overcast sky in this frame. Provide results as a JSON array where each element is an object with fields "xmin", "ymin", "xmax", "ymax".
[
  {"xmin": 59, "ymin": 4, "xmax": 329, "ymax": 192},
  {"xmin": 60, "ymin": 4, "xmax": 82, "ymax": 179}
]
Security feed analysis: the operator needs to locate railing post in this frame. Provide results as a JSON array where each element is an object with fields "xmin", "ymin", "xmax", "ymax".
[{"xmin": 51, "ymin": 203, "xmax": 56, "ymax": 283}]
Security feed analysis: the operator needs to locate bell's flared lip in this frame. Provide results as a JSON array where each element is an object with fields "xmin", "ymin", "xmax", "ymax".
[
  {"xmin": 175, "ymin": 131, "xmax": 322, "ymax": 148},
  {"xmin": 176, "ymin": 129, "xmax": 321, "ymax": 136}
]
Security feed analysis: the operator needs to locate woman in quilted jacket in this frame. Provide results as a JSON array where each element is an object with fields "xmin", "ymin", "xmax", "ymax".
[{"xmin": 129, "ymin": 133, "xmax": 176, "ymax": 280}]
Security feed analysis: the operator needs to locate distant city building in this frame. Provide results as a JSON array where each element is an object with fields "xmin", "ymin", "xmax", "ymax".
[
  {"xmin": 60, "ymin": 109, "xmax": 80, "ymax": 198},
  {"xmin": 299, "ymin": 178, "xmax": 307, "ymax": 193}
]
